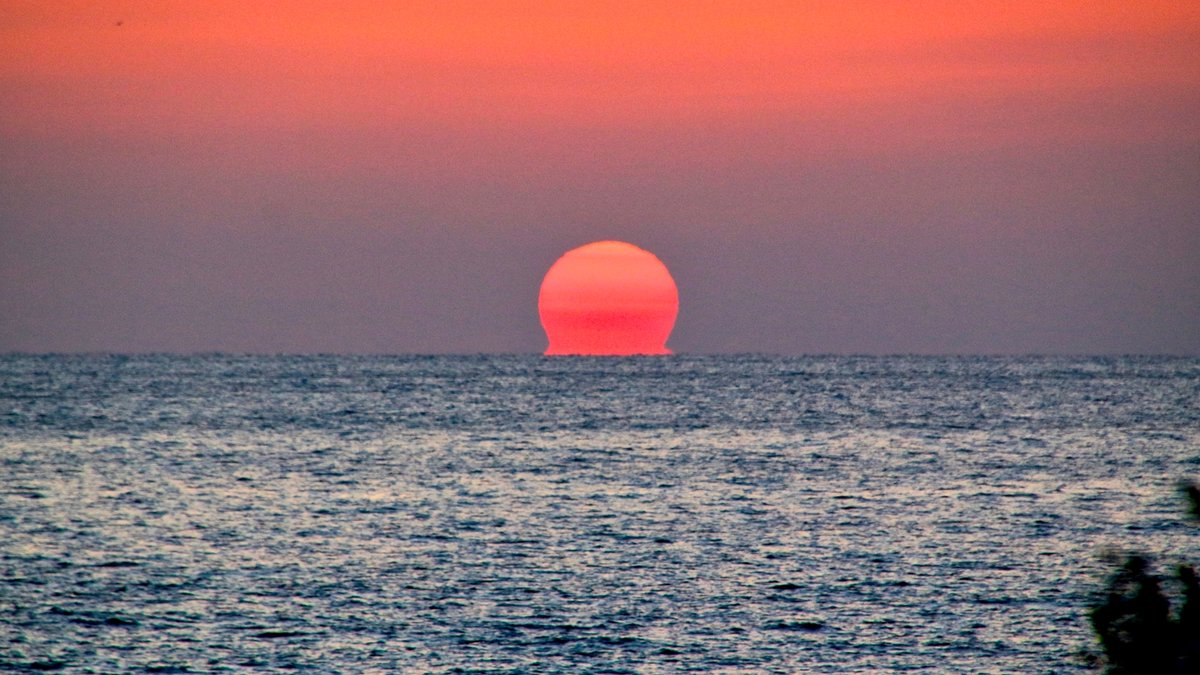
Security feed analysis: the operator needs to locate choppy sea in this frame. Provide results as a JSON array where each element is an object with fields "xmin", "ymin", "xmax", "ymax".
[{"xmin": 2, "ymin": 355, "xmax": 1198, "ymax": 673}]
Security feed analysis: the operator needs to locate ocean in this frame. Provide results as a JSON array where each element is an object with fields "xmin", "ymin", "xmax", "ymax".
[{"xmin": 2, "ymin": 354, "xmax": 1198, "ymax": 672}]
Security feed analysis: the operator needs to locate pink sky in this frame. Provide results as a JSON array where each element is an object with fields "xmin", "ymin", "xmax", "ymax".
[{"xmin": 2, "ymin": 1, "xmax": 1198, "ymax": 353}]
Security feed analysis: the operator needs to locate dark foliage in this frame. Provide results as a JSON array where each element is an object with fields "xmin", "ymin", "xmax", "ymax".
[
  {"xmin": 1088, "ymin": 481, "xmax": 1200, "ymax": 674},
  {"xmin": 1185, "ymin": 483, "xmax": 1200, "ymax": 522}
]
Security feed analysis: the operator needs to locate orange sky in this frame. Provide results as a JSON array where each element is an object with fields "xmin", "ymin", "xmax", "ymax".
[
  {"xmin": 4, "ymin": 1, "xmax": 1197, "ymax": 148},
  {"xmin": 1, "ymin": 1, "xmax": 1198, "ymax": 353}
]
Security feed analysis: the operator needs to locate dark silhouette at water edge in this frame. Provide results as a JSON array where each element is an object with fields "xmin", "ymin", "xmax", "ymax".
[{"xmin": 1087, "ymin": 481, "xmax": 1200, "ymax": 674}]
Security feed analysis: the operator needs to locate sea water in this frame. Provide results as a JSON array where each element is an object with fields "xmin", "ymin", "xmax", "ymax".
[{"xmin": 1, "ymin": 355, "xmax": 1198, "ymax": 673}]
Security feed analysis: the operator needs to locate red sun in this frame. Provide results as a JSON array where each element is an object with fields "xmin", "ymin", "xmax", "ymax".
[{"xmin": 538, "ymin": 241, "xmax": 679, "ymax": 355}]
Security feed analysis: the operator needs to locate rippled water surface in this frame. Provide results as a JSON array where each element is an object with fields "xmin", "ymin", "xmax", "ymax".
[{"xmin": 2, "ymin": 355, "xmax": 1198, "ymax": 672}]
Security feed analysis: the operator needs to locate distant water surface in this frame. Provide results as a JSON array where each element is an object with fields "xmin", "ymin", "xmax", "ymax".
[{"xmin": 2, "ymin": 355, "xmax": 1198, "ymax": 672}]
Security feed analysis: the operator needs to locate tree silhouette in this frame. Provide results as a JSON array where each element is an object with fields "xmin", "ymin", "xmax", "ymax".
[{"xmin": 1089, "ymin": 482, "xmax": 1200, "ymax": 674}]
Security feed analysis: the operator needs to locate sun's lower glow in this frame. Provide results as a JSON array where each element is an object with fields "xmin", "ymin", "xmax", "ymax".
[{"xmin": 538, "ymin": 241, "xmax": 679, "ymax": 355}]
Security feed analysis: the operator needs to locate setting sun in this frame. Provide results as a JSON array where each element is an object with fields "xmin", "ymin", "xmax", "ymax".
[{"xmin": 538, "ymin": 241, "xmax": 679, "ymax": 355}]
